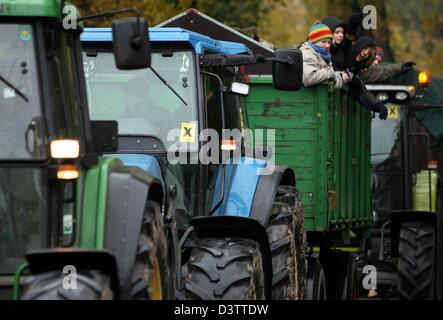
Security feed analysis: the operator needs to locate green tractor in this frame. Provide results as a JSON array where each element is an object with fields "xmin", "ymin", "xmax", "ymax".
[
  {"xmin": 0, "ymin": 0, "xmax": 170, "ymax": 300},
  {"xmin": 367, "ymin": 80, "xmax": 443, "ymax": 300}
]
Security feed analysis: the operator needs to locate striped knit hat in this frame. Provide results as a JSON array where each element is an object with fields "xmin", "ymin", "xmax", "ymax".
[{"xmin": 308, "ymin": 23, "xmax": 333, "ymax": 43}]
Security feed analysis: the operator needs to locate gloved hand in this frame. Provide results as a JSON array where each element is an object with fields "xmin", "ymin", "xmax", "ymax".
[
  {"xmin": 373, "ymin": 102, "xmax": 388, "ymax": 120},
  {"xmin": 401, "ymin": 61, "xmax": 416, "ymax": 71}
]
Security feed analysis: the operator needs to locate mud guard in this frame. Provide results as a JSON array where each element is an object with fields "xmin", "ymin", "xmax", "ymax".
[
  {"xmin": 105, "ymin": 166, "xmax": 164, "ymax": 299},
  {"xmin": 251, "ymin": 166, "xmax": 296, "ymax": 226}
]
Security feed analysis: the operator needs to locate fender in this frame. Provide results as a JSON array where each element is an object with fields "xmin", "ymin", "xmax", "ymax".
[
  {"xmin": 104, "ymin": 166, "xmax": 164, "ymax": 299},
  {"xmin": 180, "ymin": 216, "xmax": 273, "ymax": 300},
  {"xmin": 390, "ymin": 210, "xmax": 437, "ymax": 225},
  {"xmin": 25, "ymin": 249, "xmax": 120, "ymax": 299},
  {"xmin": 211, "ymin": 156, "xmax": 296, "ymax": 227},
  {"xmin": 251, "ymin": 166, "xmax": 296, "ymax": 226}
]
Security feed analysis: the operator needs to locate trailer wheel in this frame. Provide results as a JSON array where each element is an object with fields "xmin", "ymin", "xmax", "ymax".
[
  {"xmin": 183, "ymin": 237, "xmax": 265, "ymax": 300},
  {"xmin": 131, "ymin": 200, "xmax": 170, "ymax": 300},
  {"xmin": 268, "ymin": 185, "xmax": 307, "ymax": 299},
  {"xmin": 306, "ymin": 257, "xmax": 327, "ymax": 300},
  {"xmin": 341, "ymin": 253, "xmax": 359, "ymax": 300},
  {"xmin": 322, "ymin": 251, "xmax": 359, "ymax": 300},
  {"xmin": 22, "ymin": 270, "xmax": 113, "ymax": 300},
  {"xmin": 397, "ymin": 220, "xmax": 435, "ymax": 300}
]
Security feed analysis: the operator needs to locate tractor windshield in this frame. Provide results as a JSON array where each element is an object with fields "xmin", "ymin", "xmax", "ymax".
[
  {"xmin": 0, "ymin": 24, "xmax": 46, "ymax": 160},
  {"xmin": 83, "ymin": 51, "xmax": 197, "ymax": 149},
  {"xmin": 371, "ymin": 105, "xmax": 404, "ymax": 222}
]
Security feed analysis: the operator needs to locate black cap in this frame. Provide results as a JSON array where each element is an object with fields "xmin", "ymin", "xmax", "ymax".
[
  {"xmin": 351, "ymin": 36, "xmax": 377, "ymax": 60},
  {"xmin": 322, "ymin": 16, "xmax": 346, "ymax": 33}
]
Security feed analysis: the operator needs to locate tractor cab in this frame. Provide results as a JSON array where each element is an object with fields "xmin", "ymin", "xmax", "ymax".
[
  {"xmin": 81, "ymin": 27, "xmax": 301, "ymax": 232},
  {"xmin": 0, "ymin": 0, "xmax": 151, "ymax": 299},
  {"xmin": 0, "ymin": 3, "xmax": 87, "ymax": 277}
]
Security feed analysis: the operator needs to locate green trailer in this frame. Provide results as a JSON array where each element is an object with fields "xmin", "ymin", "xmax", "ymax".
[
  {"xmin": 243, "ymin": 76, "xmax": 372, "ymax": 234},
  {"xmin": 242, "ymin": 76, "xmax": 373, "ymax": 299}
]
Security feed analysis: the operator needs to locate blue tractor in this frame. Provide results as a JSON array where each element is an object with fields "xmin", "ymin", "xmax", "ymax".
[{"xmin": 81, "ymin": 28, "xmax": 304, "ymax": 299}]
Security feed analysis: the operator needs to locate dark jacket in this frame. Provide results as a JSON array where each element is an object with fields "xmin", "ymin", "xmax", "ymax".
[
  {"xmin": 349, "ymin": 74, "xmax": 381, "ymax": 111},
  {"xmin": 347, "ymin": 38, "xmax": 387, "ymax": 119},
  {"xmin": 359, "ymin": 63, "xmax": 407, "ymax": 83},
  {"xmin": 322, "ymin": 14, "xmax": 362, "ymax": 71}
]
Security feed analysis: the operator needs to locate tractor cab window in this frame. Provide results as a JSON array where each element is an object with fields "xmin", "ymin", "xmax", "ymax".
[
  {"xmin": 0, "ymin": 167, "xmax": 49, "ymax": 274},
  {"xmin": 204, "ymin": 67, "xmax": 242, "ymax": 134},
  {"xmin": 0, "ymin": 24, "xmax": 46, "ymax": 160},
  {"xmin": 83, "ymin": 50, "xmax": 197, "ymax": 150},
  {"xmin": 371, "ymin": 107, "xmax": 404, "ymax": 221},
  {"xmin": 203, "ymin": 68, "xmax": 242, "ymax": 214}
]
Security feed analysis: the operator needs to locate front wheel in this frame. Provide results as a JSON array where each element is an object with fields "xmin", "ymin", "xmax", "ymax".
[
  {"xmin": 22, "ymin": 270, "xmax": 113, "ymax": 300},
  {"xmin": 182, "ymin": 237, "xmax": 265, "ymax": 300},
  {"xmin": 397, "ymin": 220, "xmax": 435, "ymax": 300}
]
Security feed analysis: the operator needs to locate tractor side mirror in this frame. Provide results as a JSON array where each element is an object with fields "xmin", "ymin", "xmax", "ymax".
[
  {"xmin": 272, "ymin": 49, "xmax": 303, "ymax": 91},
  {"xmin": 112, "ymin": 17, "xmax": 151, "ymax": 70},
  {"xmin": 90, "ymin": 120, "xmax": 119, "ymax": 153}
]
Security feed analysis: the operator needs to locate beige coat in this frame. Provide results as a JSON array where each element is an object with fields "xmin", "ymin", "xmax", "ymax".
[{"xmin": 299, "ymin": 42, "xmax": 343, "ymax": 89}]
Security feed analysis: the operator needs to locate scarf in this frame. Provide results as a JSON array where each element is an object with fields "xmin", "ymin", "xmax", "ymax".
[{"xmin": 307, "ymin": 41, "xmax": 332, "ymax": 64}]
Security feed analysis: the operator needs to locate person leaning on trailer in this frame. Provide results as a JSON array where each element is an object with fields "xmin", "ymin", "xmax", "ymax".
[
  {"xmin": 321, "ymin": 11, "xmax": 363, "ymax": 72},
  {"xmin": 345, "ymin": 36, "xmax": 388, "ymax": 120},
  {"xmin": 358, "ymin": 46, "xmax": 416, "ymax": 84},
  {"xmin": 299, "ymin": 22, "xmax": 388, "ymax": 120},
  {"xmin": 299, "ymin": 23, "xmax": 349, "ymax": 90}
]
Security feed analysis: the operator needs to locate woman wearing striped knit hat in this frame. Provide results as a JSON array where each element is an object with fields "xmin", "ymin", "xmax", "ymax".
[{"xmin": 299, "ymin": 23, "xmax": 349, "ymax": 89}]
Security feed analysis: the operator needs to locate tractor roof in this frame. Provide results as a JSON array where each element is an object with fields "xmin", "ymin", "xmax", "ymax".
[
  {"xmin": 0, "ymin": 0, "xmax": 61, "ymax": 18},
  {"xmin": 80, "ymin": 27, "xmax": 251, "ymax": 55}
]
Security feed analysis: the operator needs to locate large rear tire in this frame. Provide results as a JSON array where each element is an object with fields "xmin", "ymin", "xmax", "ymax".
[
  {"xmin": 183, "ymin": 237, "xmax": 265, "ymax": 300},
  {"xmin": 397, "ymin": 220, "xmax": 435, "ymax": 300},
  {"xmin": 267, "ymin": 185, "xmax": 307, "ymax": 299}
]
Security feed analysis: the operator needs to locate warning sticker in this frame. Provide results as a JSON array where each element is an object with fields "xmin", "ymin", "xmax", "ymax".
[
  {"xmin": 387, "ymin": 104, "xmax": 399, "ymax": 119},
  {"xmin": 180, "ymin": 122, "xmax": 197, "ymax": 143},
  {"xmin": 63, "ymin": 215, "xmax": 73, "ymax": 235},
  {"xmin": 19, "ymin": 25, "xmax": 32, "ymax": 41}
]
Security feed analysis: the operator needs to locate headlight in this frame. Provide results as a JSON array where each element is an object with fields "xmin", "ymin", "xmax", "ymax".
[
  {"xmin": 418, "ymin": 71, "xmax": 430, "ymax": 87},
  {"xmin": 395, "ymin": 92, "xmax": 408, "ymax": 101},
  {"xmin": 50, "ymin": 140, "xmax": 80, "ymax": 159},
  {"xmin": 376, "ymin": 92, "xmax": 389, "ymax": 102}
]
